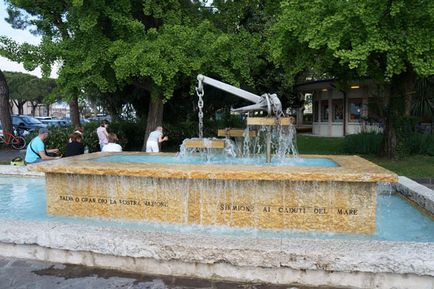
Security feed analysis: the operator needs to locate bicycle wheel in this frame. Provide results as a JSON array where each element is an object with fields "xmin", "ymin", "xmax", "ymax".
[{"xmin": 11, "ymin": 136, "xmax": 26, "ymax": 150}]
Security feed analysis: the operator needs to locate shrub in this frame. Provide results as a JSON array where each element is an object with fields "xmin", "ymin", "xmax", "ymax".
[
  {"xmin": 164, "ymin": 120, "xmax": 198, "ymax": 152},
  {"xmin": 83, "ymin": 120, "xmax": 145, "ymax": 152},
  {"xmin": 108, "ymin": 119, "xmax": 146, "ymax": 151},
  {"xmin": 401, "ymin": 132, "xmax": 434, "ymax": 156},
  {"xmin": 343, "ymin": 132, "xmax": 383, "ymax": 155},
  {"xmin": 82, "ymin": 122, "xmax": 100, "ymax": 152}
]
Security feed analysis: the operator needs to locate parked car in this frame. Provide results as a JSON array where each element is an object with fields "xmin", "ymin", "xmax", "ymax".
[
  {"xmin": 88, "ymin": 114, "xmax": 112, "ymax": 123},
  {"xmin": 35, "ymin": 116, "xmax": 53, "ymax": 121},
  {"xmin": 61, "ymin": 117, "xmax": 90, "ymax": 125},
  {"xmin": 12, "ymin": 115, "xmax": 47, "ymax": 132},
  {"xmin": 40, "ymin": 119, "xmax": 69, "ymax": 127},
  {"xmin": 0, "ymin": 123, "xmax": 26, "ymax": 137}
]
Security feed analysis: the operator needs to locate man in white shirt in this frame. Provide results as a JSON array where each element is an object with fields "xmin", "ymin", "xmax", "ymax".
[{"xmin": 146, "ymin": 126, "xmax": 168, "ymax": 152}]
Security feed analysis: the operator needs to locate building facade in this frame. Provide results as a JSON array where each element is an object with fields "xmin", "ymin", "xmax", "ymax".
[{"xmin": 296, "ymin": 79, "xmax": 384, "ymax": 137}]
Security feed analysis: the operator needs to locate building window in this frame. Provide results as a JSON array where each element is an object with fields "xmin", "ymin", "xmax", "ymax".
[
  {"xmin": 321, "ymin": 100, "xmax": 329, "ymax": 122},
  {"xmin": 313, "ymin": 101, "xmax": 318, "ymax": 122},
  {"xmin": 332, "ymin": 99, "xmax": 344, "ymax": 122},
  {"xmin": 349, "ymin": 98, "xmax": 362, "ymax": 122}
]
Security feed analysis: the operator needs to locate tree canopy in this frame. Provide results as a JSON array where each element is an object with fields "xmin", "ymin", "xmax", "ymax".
[
  {"xmin": 1, "ymin": 0, "xmax": 433, "ymax": 156},
  {"xmin": 268, "ymin": 0, "xmax": 434, "ymax": 158},
  {"xmin": 4, "ymin": 71, "xmax": 56, "ymax": 115}
]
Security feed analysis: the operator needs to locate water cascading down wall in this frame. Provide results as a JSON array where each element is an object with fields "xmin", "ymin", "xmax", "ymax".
[{"xmin": 31, "ymin": 152, "xmax": 398, "ymax": 234}]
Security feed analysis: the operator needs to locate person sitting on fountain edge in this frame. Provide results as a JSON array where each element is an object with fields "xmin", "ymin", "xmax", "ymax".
[
  {"xmin": 25, "ymin": 127, "xmax": 61, "ymax": 164},
  {"xmin": 101, "ymin": 133, "xmax": 122, "ymax": 152},
  {"xmin": 146, "ymin": 126, "xmax": 168, "ymax": 153},
  {"xmin": 65, "ymin": 132, "xmax": 85, "ymax": 157}
]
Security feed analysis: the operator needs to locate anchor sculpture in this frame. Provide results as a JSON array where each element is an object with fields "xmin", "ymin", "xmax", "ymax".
[
  {"xmin": 184, "ymin": 74, "xmax": 293, "ymax": 163},
  {"xmin": 196, "ymin": 74, "xmax": 283, "ymax": 116}
]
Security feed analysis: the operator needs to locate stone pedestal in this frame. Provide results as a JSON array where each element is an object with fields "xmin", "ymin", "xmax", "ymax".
[
  {"xmin": 247, "ymin": 117, "xmax": 294, "ymax": 126},
  {"xmin": 217, "ymin": 129, "xmax": 257, "ymax": 138},
  {"xmin": 183, "ymin": 139, "xmax": 225, "ymax": 149},
  {"xmin": 46, "ymin": 174, "xmax": 377, "ymax": 233},
  {"xmin": 31, "ymin": 153, "xmax": 398, "ymax": 234}
]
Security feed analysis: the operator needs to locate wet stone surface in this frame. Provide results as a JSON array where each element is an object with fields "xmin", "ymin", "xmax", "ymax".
[{"xmin": 0, "ymin": 257, "xmax": 340, "ymax": 289}]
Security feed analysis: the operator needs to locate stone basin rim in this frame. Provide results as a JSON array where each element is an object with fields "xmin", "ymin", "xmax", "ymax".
[
  {"xmin": 0, "ymin": 218, "xmax": 432, "ymax": 277},
  {"xmin": 28, "ymin": 152, "xmax": 398, "ymax": 183}
]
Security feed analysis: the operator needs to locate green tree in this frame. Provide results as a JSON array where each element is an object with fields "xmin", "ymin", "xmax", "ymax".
[
  {"xmin": 0, "ymin": 70, "xmax": 11, "ymax": 134},
  {"xmin": 268, "ymin": 0, "xmax": 434, "ymax": 158},
  {"xmin": 0, "ymin": 36, "xmax": 40, "ymax": 134},
  {"xmin": 210, "ymin": 0, "xmax": 295, "ymax": 104},
  {"xmin": 5, "ymin": 0, "xmax": 81, "ymax": 127},
  {"xmin": 4, "ymin": 0, "xmax": 266, "ymax": 149},
  {"xmin": 4, "ymin": 71, "xmax": 56, "ymax": 115},
  {"xmin": 47, "ymin": 0, "xmax": 262, "ymax": 149}
]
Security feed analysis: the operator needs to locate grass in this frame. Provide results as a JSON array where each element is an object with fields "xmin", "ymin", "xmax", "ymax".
[
  {"xmin": 364, "ymin": 155, "xmax": 434, "ymax": 178},
  {"xmin": 297, "ymin": 135, "xmax": 346, "ymax": 155},
  {"xmin": 296, "ymin": 135, "xmax": 434, "ymax": 177}
]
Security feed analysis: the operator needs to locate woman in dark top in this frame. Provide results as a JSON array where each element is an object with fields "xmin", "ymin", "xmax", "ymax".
[{"xmin": 65, "ymin": 132, "xmax": 85, "ymax": 157}]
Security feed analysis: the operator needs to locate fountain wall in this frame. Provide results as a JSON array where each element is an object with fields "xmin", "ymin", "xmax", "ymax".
[{"xmin": 32, "ymin": 153, "xmax": 398, "ymax": 234}]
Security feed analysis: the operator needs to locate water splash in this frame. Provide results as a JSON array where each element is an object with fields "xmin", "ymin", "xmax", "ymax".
[
  {"xmin": 178, "ymin": 121, "xmax": 298, "ymax": 163},
  {"xmin": 178, "ymin": 138, "xmax": 237, "ymax": 163}
]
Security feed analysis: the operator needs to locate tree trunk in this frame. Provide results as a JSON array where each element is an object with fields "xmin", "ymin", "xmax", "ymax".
[
  {"xmin": 0, "ymin": 70, "xmax": 13, "ymax": 134},
  {"xmin": 380, "ymin": 83, "xmax": 397, "ymax": 159},
  {"xmin": 18, "ymin": 103, "xmax": 24, "ymax": 115},
  {"xmin": 30, "ymin": 102, "xmax": 38, "ymax": 116},
  {"xmin": 403, "ymin": 69, "xmax": 417, "ymax": 117},
  {"xmin": 142, "ymin": 96, "xmax": 164, "ymax": 151},
  {"xmin": 69, "ymin": 95, "xmax": 81, "ymax": 128},
  {"xmin": 16, "ymin": 100, "xmax": 25, "ymax": 115}
]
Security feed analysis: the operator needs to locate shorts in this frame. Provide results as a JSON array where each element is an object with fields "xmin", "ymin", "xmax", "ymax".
[{"xmin": 146, "ymin": 141, "xmax": 159, "ymax": 152}]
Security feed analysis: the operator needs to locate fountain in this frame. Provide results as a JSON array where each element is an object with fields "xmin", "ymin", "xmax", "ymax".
[
  {"xmin": 1, "ymin": 75, "xmax": 432, "ymax": 289},
  {"xmin": 29, "ymin": 75, "xmax": 398, "ymax": 235}
]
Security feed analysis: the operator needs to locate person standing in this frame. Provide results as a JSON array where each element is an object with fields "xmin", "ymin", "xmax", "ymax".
[
  {"xmin": 146, "ymin": 126, "xmax": 168, "ymax": 153},
  {"xmin": 25, "ymin": 127, "xmax": 60, "ymax": 164},
  {"xmin": 96, "ymin": 120, "xmax": 109, "ymax": 151},
  {"xmin": 65, "ymin": 132, "xmax": 85, "ymax": 157},
  {"xmin": 101, "ymin": 133, "xmax": 122, "ymax": 152}
]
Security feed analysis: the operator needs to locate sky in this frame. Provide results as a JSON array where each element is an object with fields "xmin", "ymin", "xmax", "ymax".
[{"xmin": 0, "ymin": 0, "xmax": 57, "ymax": 78}]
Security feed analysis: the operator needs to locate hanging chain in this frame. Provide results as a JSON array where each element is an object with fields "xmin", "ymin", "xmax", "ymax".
[{"xmin": 196, "ymin": 86, "xmax": 204, "ymax": 138}]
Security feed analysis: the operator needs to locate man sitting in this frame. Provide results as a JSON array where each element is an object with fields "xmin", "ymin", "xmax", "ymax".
[{"xmin": 25, "ymin": 127, "xmax": 60, "ymax": 164}]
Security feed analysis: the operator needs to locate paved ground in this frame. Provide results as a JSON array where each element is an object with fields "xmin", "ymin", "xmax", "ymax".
[
  {"xmin": 410, "ymin": 178, "xmax": 434, "ymax": 190},
  {"xmin": 0, "ymin": 257, "xmax": 331, "ymax": 289},
  {"xmin": 0, "ymin": 148, "xmax": 25, "ymax": 164}
]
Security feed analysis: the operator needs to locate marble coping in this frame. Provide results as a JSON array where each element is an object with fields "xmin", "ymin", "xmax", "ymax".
[
  {"xmin": 0, "ymin": 219, "xmax": 432, "ymax": 277},
  {"xmin": 28, "ymin": 152, "xmax": 398, "ymax": 183}
]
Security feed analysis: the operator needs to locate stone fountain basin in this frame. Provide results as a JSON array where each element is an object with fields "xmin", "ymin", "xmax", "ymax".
[{"xmin": 28, "ymin": 153, "xmax": 398, "ymax": 234}]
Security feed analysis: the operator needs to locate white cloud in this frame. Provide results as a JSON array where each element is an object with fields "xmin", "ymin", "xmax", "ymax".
[{"xmin": 0, "ymin": 56, "xmax": 58, "ymax": 78}]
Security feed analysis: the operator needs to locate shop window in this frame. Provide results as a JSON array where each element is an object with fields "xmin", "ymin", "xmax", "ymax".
[
  {"xmin": 349, "ymin": 98, "xmax": 362, "ymax": 122},
  {"xmin": 321, "ymin": 100, "xmax": 329, "ymax": 122},
  {"xmin": 332, "ymin": 99, "xmax": 344, "ymax": 122}
]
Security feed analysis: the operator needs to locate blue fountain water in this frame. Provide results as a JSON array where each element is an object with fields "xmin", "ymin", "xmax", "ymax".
[
  {"xmin": 94, "ymin": 155, "xmax": 339, "ymax": 167},
  {"xmin": 0, "ymin": 176, "xmax": 432, "ymax": 242}
]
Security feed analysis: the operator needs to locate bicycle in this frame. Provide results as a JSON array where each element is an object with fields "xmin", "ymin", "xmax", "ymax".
[{"xmin": 0, "ymin": 130, "xmax": 27, "ymax": 150}]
